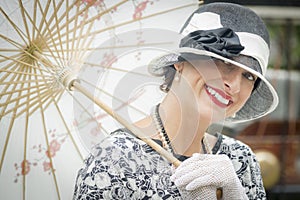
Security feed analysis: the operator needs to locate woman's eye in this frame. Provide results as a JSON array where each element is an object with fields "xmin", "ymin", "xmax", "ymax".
[{"xmin": 243, "ymin": 72, "xmax": 256, "ymax": 81}]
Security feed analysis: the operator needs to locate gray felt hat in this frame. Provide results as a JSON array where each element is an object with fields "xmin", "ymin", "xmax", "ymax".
[{"xmin": 148, "ymin": 2, "xmax": 279, "ymax": 123}]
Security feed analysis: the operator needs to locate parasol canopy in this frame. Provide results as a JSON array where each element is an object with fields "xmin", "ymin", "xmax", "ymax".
[{"xmin": 0, "ymin": 0, "xmax": 198, "ymax": 199}]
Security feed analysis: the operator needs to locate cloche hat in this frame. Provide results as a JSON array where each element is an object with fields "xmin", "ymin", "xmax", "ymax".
[{"xmin": 148, "ymin": 2, "xmax": 279, "ymax": 123}]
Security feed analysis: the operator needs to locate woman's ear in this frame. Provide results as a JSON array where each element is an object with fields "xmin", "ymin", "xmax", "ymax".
[{"xmin": 173, "ymin": 62, "xmax": 184, "ymax": 72}]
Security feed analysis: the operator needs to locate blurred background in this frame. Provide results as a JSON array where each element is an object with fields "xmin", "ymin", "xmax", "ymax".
[{"xmin": 206, "ymin": 0, "xmax": 300, "ymax": 199}]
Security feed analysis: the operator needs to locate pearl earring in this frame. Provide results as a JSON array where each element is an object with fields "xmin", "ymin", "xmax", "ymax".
[
  {"xmin": 174, "ymin": 70, "xmax": 181, "ymax": 82},
  {"xmin": 232, "ymin": 113, "xmax": 236, "ymax": 118}
]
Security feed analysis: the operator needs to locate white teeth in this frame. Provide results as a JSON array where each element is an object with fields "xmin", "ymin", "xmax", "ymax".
[{"xmin": 206, "ymin": 86, "xmax": 229, "ymax": 105}]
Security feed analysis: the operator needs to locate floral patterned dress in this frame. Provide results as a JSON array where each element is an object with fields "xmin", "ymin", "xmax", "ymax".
[{"xmin": 73, "ymin": 129, "xmax": 266, "ymax": 200}]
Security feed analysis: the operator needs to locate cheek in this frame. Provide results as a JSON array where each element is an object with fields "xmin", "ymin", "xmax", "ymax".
[
  {"xmin": 196, "ymin": 81, "xmax": 227, "ymax": 122},
  {"xmin": 242, "ymin": 83, "xmax": 254, "ymax": 101},
  {"xmin": 194, "ymin": 67, "xmax": 222, "ymax": 83},
  {"xmin": 235, "ymin": 87, "xmax": 253, "ymax": 110}
]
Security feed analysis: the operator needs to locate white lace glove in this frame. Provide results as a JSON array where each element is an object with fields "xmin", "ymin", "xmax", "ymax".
[{"xmin": 170, "ymin": 153, "xmax": 248, "ymax": 200}]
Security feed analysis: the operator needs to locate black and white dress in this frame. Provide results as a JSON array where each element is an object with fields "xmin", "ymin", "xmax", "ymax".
[{"xmin": 73, "ymin": 129, "xmax": 266, "ymax": 200}]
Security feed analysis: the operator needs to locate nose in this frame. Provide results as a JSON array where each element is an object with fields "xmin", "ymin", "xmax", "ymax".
[{"xmin": 223, "ymin": 71, "xmax": 241, "ymax": 94}]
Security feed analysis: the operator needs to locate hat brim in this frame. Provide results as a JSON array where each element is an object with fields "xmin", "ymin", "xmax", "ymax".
[{"xmin": 148, "ymin": 47, "xmax": 279, "ymax": 123}]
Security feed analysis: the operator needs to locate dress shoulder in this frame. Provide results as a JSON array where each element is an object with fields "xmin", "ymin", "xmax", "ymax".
[{"xmin": 215, "ymin": 133, "xmax": 266, "ymax": 200}]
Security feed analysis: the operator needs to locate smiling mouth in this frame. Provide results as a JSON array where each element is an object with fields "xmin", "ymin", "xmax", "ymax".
[{"xmin": 205, "ymin": 85, "xmax": 233, "ymax": 108}]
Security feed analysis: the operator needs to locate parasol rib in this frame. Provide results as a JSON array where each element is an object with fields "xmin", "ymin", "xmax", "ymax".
[
  {"xmin": 0, "ymin": 48, "xmax": 25, "ymax": 53},
  {"xmin": 52, "ymin": 97, "xmax": 85, "ymax": 161},
  {"xmin": 0, "ymin": 65, "xmax": 26, "ymax": 173},
  {"xmin": 23, "ymin": 104, "xmax": 29, "ymax": 200},
  {"xmin": 70, "ymin": 3, "xmax": 80, "ymax": 62},
  {"xmin": 31, "ymin": 0, "xmax": 38, "ymax": 40},
  {"xmin": 66, "ymin": 0, "xmax": 70, "ymax": 60},
  {"xmin": 18, "ymin": 91, "xmax": 64, "ymax": 120},
  {"xmin": 0, "ymin": 53, "xmax": 55, "ymax": 75},
  {"xmin": 22, "ymin": 64, "xmax": 32, "ymax": 200},
  {"xmin": 20, "ymin": 91, "xmax": 63, "ymax": 119},
  {"xmin": 74, "ymin": 12, "xmax": 97, "ymax": 62},
  {"xmin": 0, "ymin": 34, "xmax": 27, "ymax": 51},
  {"xmin": 73, "ymin": 10, "xmax": 92, "ymax": 61},
  {"xmin": 51, "ymin": 0, "xmax": 67, "ymax": 62},
  {"xmin": 0, "ymin": 109, "xmax": 18, "ymax": 173},
  {"xmin": 32, "ymin": 65, "xmax": 61, "ymax": 200},
  {"xmin": 0, "ymin": 69, "xmax": 51, "ymax": 78},
  {"xmin": 0, "ymin": 64, "xmax": 22, "ymax": 83},
  {"xmin": 0, "ymin": 85, "xmax": 52, "ymax": 108},
  {"xmin": 0, "ymin": 7, "xmax": 29, "ymax": 46},
  {"xmin": 18, "ymin": 0, "xmax": 32, "ymax": 45},
  {"xmin": 0, "ymin": 66, "xmax": 21, "ymax": 118},
  {"xmin": 39, "ymin": 0, "xmax": 67, "ymax": 37},
  {"xmin": 36, "ymin": 0, "xmax": 52, "ymax": 38},
  {"xmin": 0, "ymin": 83, "xmax": 48, "ymax": 97},
  {"xmin": 39, "ymin": 99, "xmax": 61, "ymax": 200},
  {"xmin": 1, "ymin": 88, "xmax": 60, "ymax": 118},
  {"xmin": 0, "ymin": 79, "xmax": 51, "ymax": 85}
]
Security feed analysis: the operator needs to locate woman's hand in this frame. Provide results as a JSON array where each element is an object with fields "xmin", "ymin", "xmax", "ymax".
[{"xmin": 170, "ymin": 153, "xmax": 248, "ymax": 200}]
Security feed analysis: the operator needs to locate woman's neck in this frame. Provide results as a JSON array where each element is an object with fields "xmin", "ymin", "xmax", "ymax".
[
  {"xmin": 159, "ymin": 93, "xmax": 210, "ymax": 156},
  {"xmin": 134, "ymin": 92, "xmax": 217, "ymax": 157}
]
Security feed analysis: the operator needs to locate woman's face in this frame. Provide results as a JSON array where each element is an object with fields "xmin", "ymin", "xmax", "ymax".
[{"xmin": 173, "ymin": 58, "xmax": 257, "ymax": 123}]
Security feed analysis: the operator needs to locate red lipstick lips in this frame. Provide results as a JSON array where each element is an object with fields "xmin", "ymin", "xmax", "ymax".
[{"xmin": 205, "ymin": 85, "xmax": 233, "ymax": 108}]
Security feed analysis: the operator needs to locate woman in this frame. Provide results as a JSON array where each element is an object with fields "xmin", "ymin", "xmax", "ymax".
[{"xmin": 73, "ymin": 2, "xmax": 278, "ymax": 200}]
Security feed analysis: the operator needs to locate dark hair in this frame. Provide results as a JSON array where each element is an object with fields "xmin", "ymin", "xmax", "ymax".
[{"xmin": 160, "ymin": 65, "xmax": 176, "ymax": 92}]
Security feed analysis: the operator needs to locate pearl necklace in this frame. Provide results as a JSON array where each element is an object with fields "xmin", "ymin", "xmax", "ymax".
[
  {"xmin": 202, "ymin": 132, "xmax": 212, "ymax": 154},
  {"xmin": 152, "ymin": 104, "xmax": 173, "ymax": 154},
  {"xmin": 151, "ymin": 104, "xmax": 212, "ymax": 155}
]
